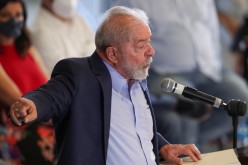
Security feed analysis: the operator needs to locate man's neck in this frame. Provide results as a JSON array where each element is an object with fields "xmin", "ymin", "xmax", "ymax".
[{"xmin": 97, "ymin": 50, "xmax": 132, "ymax": 84}]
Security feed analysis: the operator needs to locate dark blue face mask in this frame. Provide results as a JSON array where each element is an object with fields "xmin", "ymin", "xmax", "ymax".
[{"xmin": 0, "ymin": 18, "xmax": 24, "ymax": 38}]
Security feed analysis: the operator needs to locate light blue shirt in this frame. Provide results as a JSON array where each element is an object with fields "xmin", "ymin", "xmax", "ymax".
[
  {"xmin": 115, "ymin": 0, "xmax": 222, "ymax": 82},
  {"xmin": 104, "ymin": 62, "xmax": 156, "ymax": 165}
]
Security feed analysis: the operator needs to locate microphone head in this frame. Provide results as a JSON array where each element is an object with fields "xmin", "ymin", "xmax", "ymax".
[
  {"xmin": 227, "ymin": 100, "xmax": 247, "ymax": 116},
  {"xmin": 161, "ymin": 78, "xmax": 176, "ymax": 93}
]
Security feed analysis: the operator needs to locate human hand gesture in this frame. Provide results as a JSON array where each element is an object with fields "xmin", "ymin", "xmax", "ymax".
[
  {"xmin": 9, "ymin": 97, "xmax": 38, "ymax": 126},
  {"xmin": 160, "ymin": 144, "xmax": 201, "ymax": 165}
]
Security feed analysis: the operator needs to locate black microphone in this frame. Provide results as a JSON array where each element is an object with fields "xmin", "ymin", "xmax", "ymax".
[{"xmin": 160, "ymin": 78, "xmax": 224, "ymax": 108}]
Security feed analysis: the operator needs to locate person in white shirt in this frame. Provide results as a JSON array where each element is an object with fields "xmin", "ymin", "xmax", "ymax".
[{"xmin": 30, "ymin": 0, "xmax": 95, "ymax": 73}]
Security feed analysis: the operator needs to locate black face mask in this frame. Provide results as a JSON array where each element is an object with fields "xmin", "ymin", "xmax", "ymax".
[{"xmin": 0, "ymin": 18, "xmax": 24, "ymax": 38}]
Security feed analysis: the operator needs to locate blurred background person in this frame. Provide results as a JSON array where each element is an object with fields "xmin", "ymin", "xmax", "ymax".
[
  {"xmin": 217, "ymin": 0, "xmax": 248, "ymax": 83},
  {"xmin": 30, "ymin": 0, "xmax": 95, "ymax": 74},
  {"xmin": 0, "ymin": 0, "xmax": 49, "ymax": 109},
  {"xmin": 232, "ymin": 15, "xmax": 248, "ymax": 82},
  {"xmin": 114, "ymin": 0, "xmax": 248, "ymax": 152},
  {"xmin": 215, "ymin": 0, "xmax": 248, "ymax": 79},
  {"xmin": 0, "ymin": 0, "xmax": 54, "ymax": 164}
]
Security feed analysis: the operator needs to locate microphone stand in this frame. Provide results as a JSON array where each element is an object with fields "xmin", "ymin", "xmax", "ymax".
[{"xmin": 223, "ymin": 100, "xmax": 247, "ymax": 149}]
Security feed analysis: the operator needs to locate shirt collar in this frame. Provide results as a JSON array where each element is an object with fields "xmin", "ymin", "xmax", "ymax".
[{"xmin": 104, "ymin": 62, "xmax": 128, "ymax": 93}]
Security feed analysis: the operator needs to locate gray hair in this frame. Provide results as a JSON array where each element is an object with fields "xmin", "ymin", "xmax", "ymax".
[{"xmin": 95, "ymin": 6, "xmax": 150, "ymax": 54}]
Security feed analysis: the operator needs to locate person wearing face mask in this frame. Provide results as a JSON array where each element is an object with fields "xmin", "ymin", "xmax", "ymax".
[
  {"xmin": 0, "ymin": 0, "xmax": 49, "ymax": 115},
  {"xmin": 0, "ymin": 0, "xmax": 55, "ymax": 164},
  {"xmin": 30, "ymin": 0, "xmax": 95, "ymax": 74}
]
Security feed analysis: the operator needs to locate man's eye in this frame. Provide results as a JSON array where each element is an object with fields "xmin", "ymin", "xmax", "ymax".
[{"xmin": 138, "ymin": 44, "xmax": 145, "ymax": 49}]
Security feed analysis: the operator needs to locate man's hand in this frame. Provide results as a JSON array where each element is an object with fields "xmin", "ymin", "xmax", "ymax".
[
  {"xmin": 160, "ymin": 144, "xmax": 201, "ymax": 165},
  {"xmin": 9, "ymin": 97, "xmax": 38, "ymax": 126}
]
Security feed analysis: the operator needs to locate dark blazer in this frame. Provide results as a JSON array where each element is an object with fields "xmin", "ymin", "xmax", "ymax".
[{"xmin": 24, "ymin": 51, "xmax": 169, "ymax": 165}]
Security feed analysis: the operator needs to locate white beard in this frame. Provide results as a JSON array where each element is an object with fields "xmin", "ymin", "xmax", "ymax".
[{"xmin": 120, "ymin": 55, "xmax": 152, "ymax": 81}]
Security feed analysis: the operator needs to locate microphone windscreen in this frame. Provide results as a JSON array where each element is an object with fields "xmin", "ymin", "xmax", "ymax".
[{"xmin": 161, "ymin": 78, "xmax": 175, "ymax": 93}]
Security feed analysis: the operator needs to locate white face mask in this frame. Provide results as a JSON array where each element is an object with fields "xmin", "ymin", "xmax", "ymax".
[{"xmin": 52, "ymin": 0, "xmax": 78, "ymax": 18}]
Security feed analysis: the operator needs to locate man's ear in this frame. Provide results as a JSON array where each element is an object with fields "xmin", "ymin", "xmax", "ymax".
[{"xmin": 106, "ymin": 47, "xmax": 118, "ymax": 64}]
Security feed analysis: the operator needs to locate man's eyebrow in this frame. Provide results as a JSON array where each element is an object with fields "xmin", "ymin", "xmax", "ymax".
[{"xmin": 136, "ymin": 39, "xmax": 149, "ymax": 43}]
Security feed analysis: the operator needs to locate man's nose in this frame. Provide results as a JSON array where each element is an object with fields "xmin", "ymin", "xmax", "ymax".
[{"xmin": 147, "ymin": 44, "xmax": 155, "ymax": 57}]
